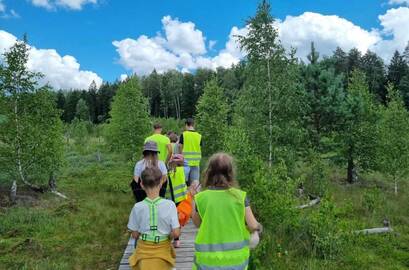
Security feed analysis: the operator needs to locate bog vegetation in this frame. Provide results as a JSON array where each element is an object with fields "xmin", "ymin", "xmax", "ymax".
[{"xmin": 1, "ymin": 1, "xmax": 409, "ymax": 269}]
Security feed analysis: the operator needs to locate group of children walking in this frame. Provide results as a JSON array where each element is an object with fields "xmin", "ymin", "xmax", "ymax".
[{"xmin": 127, "ymin": 119, "xmax": 262, "ymax": 270}]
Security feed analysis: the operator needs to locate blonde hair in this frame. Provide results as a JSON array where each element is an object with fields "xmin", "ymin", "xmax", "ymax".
[{"xmin": 203, "ymin": 152, "xmax": 238, "ymax": 188}]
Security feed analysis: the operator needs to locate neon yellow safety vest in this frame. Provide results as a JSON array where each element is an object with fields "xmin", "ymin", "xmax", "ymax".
[
  {"xmin": 139, "ymin": 197, "xmax": 169, "ymax": 243},
  {"xmin": 194, "ymin": 188, "xmax": 250, "ymax": 270},
  {"xmin": 169, "ymin": 166, "xmax": 188, "ymax": 203},
  {"xmin": 182, "ymin": 131, "xmax": 202, "ymax": 166},
  {"xmin": 144, "ymin": 134, "xmax": 170, "ymax": 162}
]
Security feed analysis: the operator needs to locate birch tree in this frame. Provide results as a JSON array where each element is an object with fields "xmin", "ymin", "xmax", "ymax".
[{"xmin": 0, "ymin": 38, "xmax": 64, "ymax": 189}]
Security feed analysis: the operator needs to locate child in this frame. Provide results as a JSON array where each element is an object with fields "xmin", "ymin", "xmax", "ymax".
[
  {"xmin": 127, "ymin": 167, "xmax": 180, "ymax": 270},
  {"xmin": 167, "ymin": 132, "xmax": 188, "ymax": 248},
  {"xmin": 191, "ymin": 153, "xmax": 262, "ymax": 270},
  {"xmin": 131, "ymin": 141, "xmax": 168, "ymax": 202}
]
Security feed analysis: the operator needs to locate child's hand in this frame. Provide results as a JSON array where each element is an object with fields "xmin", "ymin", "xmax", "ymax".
[{"xmin": 131, "ymin": 231, "xmax": 140, "ymax": 239}]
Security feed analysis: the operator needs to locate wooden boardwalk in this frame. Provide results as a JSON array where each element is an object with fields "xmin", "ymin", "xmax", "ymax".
[{"xmin": 118, "ymin": 222, "xmax": 197, "ymax": 270}]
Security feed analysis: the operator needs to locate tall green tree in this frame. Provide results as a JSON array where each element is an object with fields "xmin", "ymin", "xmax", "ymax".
[
  {"xmin": 237, "ymin": 0, "xmax": 305, "ymax": 167},
  {"xmin": 104, "ymin": 76, "xmax": 150, "ymax": 160},
  {"xmin": 142, "ymin": 69, "xmax": 162, "ymax": 117},
  {"xmin": 0, "ymin": 38, "xmax": 64, "ymax": 188},
  {"xmin": 196, "ymin": 79, "xmax": 229, "ymax": 157},
  {"xmin": 377, "ymin": 84, "xmax": 409, "ymax": 195},
  {"xmin": 361, "ymin": 50, "xmax": 387, "ymax": 103},
  {"xmin": 388, "ymin": 50, "xmax": 407, "ymax": 88},
  {"xmin": 87, "ymin": 80, "xmax": 98, "ymax": 123},
  {"xmin": 336, "ymin": 70, "xmax": 377, "ymax": 183},
  {"xmin": 301, "ymin": 42, "xmax": 345, "ymax": 151}
]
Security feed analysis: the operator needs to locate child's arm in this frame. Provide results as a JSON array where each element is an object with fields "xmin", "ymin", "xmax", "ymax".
[
  {"xmin": 191, "ymin": 199, "xmax": 202, "ymax": 227},
  {"xmin": 245, "ymin": 206, "xmax": 262, "ymax": 233},
  {"xmin": 170, "ymin": 228, "xmax": 181, "ymax": 239}
]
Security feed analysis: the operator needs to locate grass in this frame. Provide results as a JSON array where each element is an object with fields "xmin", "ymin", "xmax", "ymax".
[
  {"xmin": 0, "ymin": 139, "xmax": 134, "ymax": 270},
  {"xmin": 1, "ymin": 136, "xmax": 409, "ymax": 269}
]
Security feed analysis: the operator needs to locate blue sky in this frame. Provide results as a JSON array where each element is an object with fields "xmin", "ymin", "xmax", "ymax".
[{"xmin": 1, "ymin": 0, "xmax": 409, "ymax": 89}]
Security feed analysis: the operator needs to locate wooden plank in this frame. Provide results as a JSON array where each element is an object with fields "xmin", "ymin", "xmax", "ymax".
[{"xmin": 118, "ymin": 221, "xmax": 197, "ymax": 270}]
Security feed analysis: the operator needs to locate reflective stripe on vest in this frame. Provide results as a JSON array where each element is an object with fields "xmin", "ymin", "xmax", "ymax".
[
  {"xmin": 169, "ymin": 166, "xmax": 188, "ymax": 203},
  {"xmin": 182, "ymin": 131, "xmax": 202, "ymax": 166},
  {"xmin": 194, "ymin": 258, "xmax": 249, "ymax": 270},
  {"xmin": 195, "ymin": 240, "xmax": 249, "ymax": 252},
  {"xmin": 140, "ymin": 197, "xmax": 169, "ymax": 243}
]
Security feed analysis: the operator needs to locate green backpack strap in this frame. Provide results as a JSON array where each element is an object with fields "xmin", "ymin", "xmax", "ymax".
[{"xmin": 141, "ymin": 197, "xmax": 168, "ymax": 243}]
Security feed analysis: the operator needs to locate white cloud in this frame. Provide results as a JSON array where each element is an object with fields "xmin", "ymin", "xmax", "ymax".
[
  {"xmin": 389, "ymin": 0, "xmax": 409, "ymax": 5},
  {"xmin": 0, "ymin": 30, "xmax": 102, "ymax": 89},
  {"xmin": 374, "ymin": 7, "xmax": 409, "ymax": 60},
  {"xmin": 162, "ymin": 16, "xmax": 206, "ymax": 55},
  {"xmin": 115, "ymin": 8, "xmax": 409, "ymax": 75},
  {"xmin": 113, "ymin": 36, "xmax": 179, "ymax": 76},
  {"xmin": 275, "ymin": 12, "xmax": 381, "ymax": 60},
  {"xmin": 30, "ymin": 0, "xmax": 97, "ymax": 10},
  {"xmin": 113, "ymin": 18, "xmax": 248, "ymax": 75}
]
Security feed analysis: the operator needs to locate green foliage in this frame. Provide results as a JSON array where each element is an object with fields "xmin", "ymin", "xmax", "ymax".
[
  {"xmin": 336, "ymin": 70, "xmax": 378, "ymax": 182},
  {"xmin": 301, "ymin": 42, "xmax": 345, "ymax": 150},
  {"xmin": 70, "ymin": 118, "xmax": 90, "ymax": 152},
  {"xmin": 362, "ymin": 188, "xmax": 383, "ymax": 214},
  {"xmin": 302, "ymin": 152, "xmax": 329, "ymax": 197},
  {"xmin": 104, "ymin": 76, "xmax": 150, "ymax": 160},
  {"xmin": 235, "ymin": 0, "xmax": 305, "ymax": 168},
  {"xmin": 301, "ymin": 198, "xmax": 350, "ymax": 260},
  {"xmin": 196, "ymin": 79, "xmax": 229, "ymax": 157},
  {"xmin": 75, "ymin": 98, "xmax": 89, "ymax": 121},
  {"xmin": 0, "ymin": 40, "xmax": 64, "ymax": 186},
  {"xmin": 376, "ymin": 84, "xmax": 409, "ymax": 194},
  {"xmin": 151, "ymin": 117, "xmax": 184, "ymax": 135}
]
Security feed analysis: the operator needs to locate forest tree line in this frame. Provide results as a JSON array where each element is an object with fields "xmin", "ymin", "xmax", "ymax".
[{"xmin": 55, "ymin": 42, "xmax": 409, "ymax": 125}]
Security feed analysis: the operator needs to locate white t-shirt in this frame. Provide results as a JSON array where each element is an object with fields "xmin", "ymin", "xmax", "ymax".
[
  {"xmin": 127, "ymin": 198, "xmax": 180, "ymax": 235},
  {"xmin": 134, "ymin": 159, "xmax": 167, "ymax": 177}
]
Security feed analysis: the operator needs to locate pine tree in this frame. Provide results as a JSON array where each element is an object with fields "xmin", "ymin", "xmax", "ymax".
[
  {"xmin": 0, "ymin": 38, "xmax": 64, "ymax": 188},
  {"xmin": 377, "ymin": 84, "xmax": 409, "ymax": 195},
  {"xmin": 336, "ymin": 70, "xmax": 377, "ymax": 183},
  {"xmin": 104, "ymin": 76, "xmax": 150, "ymax": 160},
  {"xmin": 302, "ymin": 42, "xmax": 345, "ymax": 150},
  {"xmin": 196, "ymin": 79, "xmax": 229, "ymax": 157},
  {"xmin": 361, "ymin": 50, "xmax": 387, "ymax": 103},
  {"xmin": 388, "ymin": 50, "xmax": 407, "ymax": 88}
]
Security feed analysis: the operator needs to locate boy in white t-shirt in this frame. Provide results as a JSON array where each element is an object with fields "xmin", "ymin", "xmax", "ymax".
[{"xmin": 127, "ymin": 167, "xmax": 180, "ymax": 270}]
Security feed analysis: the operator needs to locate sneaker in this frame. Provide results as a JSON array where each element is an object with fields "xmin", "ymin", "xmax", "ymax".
[{"xmin": 173, "ymin": 240, "xmax": 181, "ymax": 248}]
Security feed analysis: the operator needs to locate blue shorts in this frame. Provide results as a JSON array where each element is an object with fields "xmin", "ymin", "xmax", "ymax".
[{"xmin": 184, "ymin": 166, "xmax": 200, "ymax": 186}]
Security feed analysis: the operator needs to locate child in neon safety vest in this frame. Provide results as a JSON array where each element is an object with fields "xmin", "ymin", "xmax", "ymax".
[
  {"xmin": 191, "ymin": 153, "xmax": 262, "ymax": 270},
  {"xmin": 127, "ymin": 167, "xmax": 180, "ymax": 270}
]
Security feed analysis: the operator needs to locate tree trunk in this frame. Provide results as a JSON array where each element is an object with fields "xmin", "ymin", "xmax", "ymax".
[
  {"xmin": 347, "ymin": 158, "xmax": 355, "ymax": 183},
  {"xmin": 394, "ymin": 176, "xmax": 398, "ymax": 195},
  {"xmin": 10, "ymin": 180, "xmax": 17, "ymax": 204}
]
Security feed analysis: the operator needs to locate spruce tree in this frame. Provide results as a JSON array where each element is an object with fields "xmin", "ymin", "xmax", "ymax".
[
  {"xmin": 336, "ymin": 70, "xmax": 377, "ymax": 183},
  {"xmin": 388, "ymin": 50, "xmax": 407, "ymax": 88}
]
